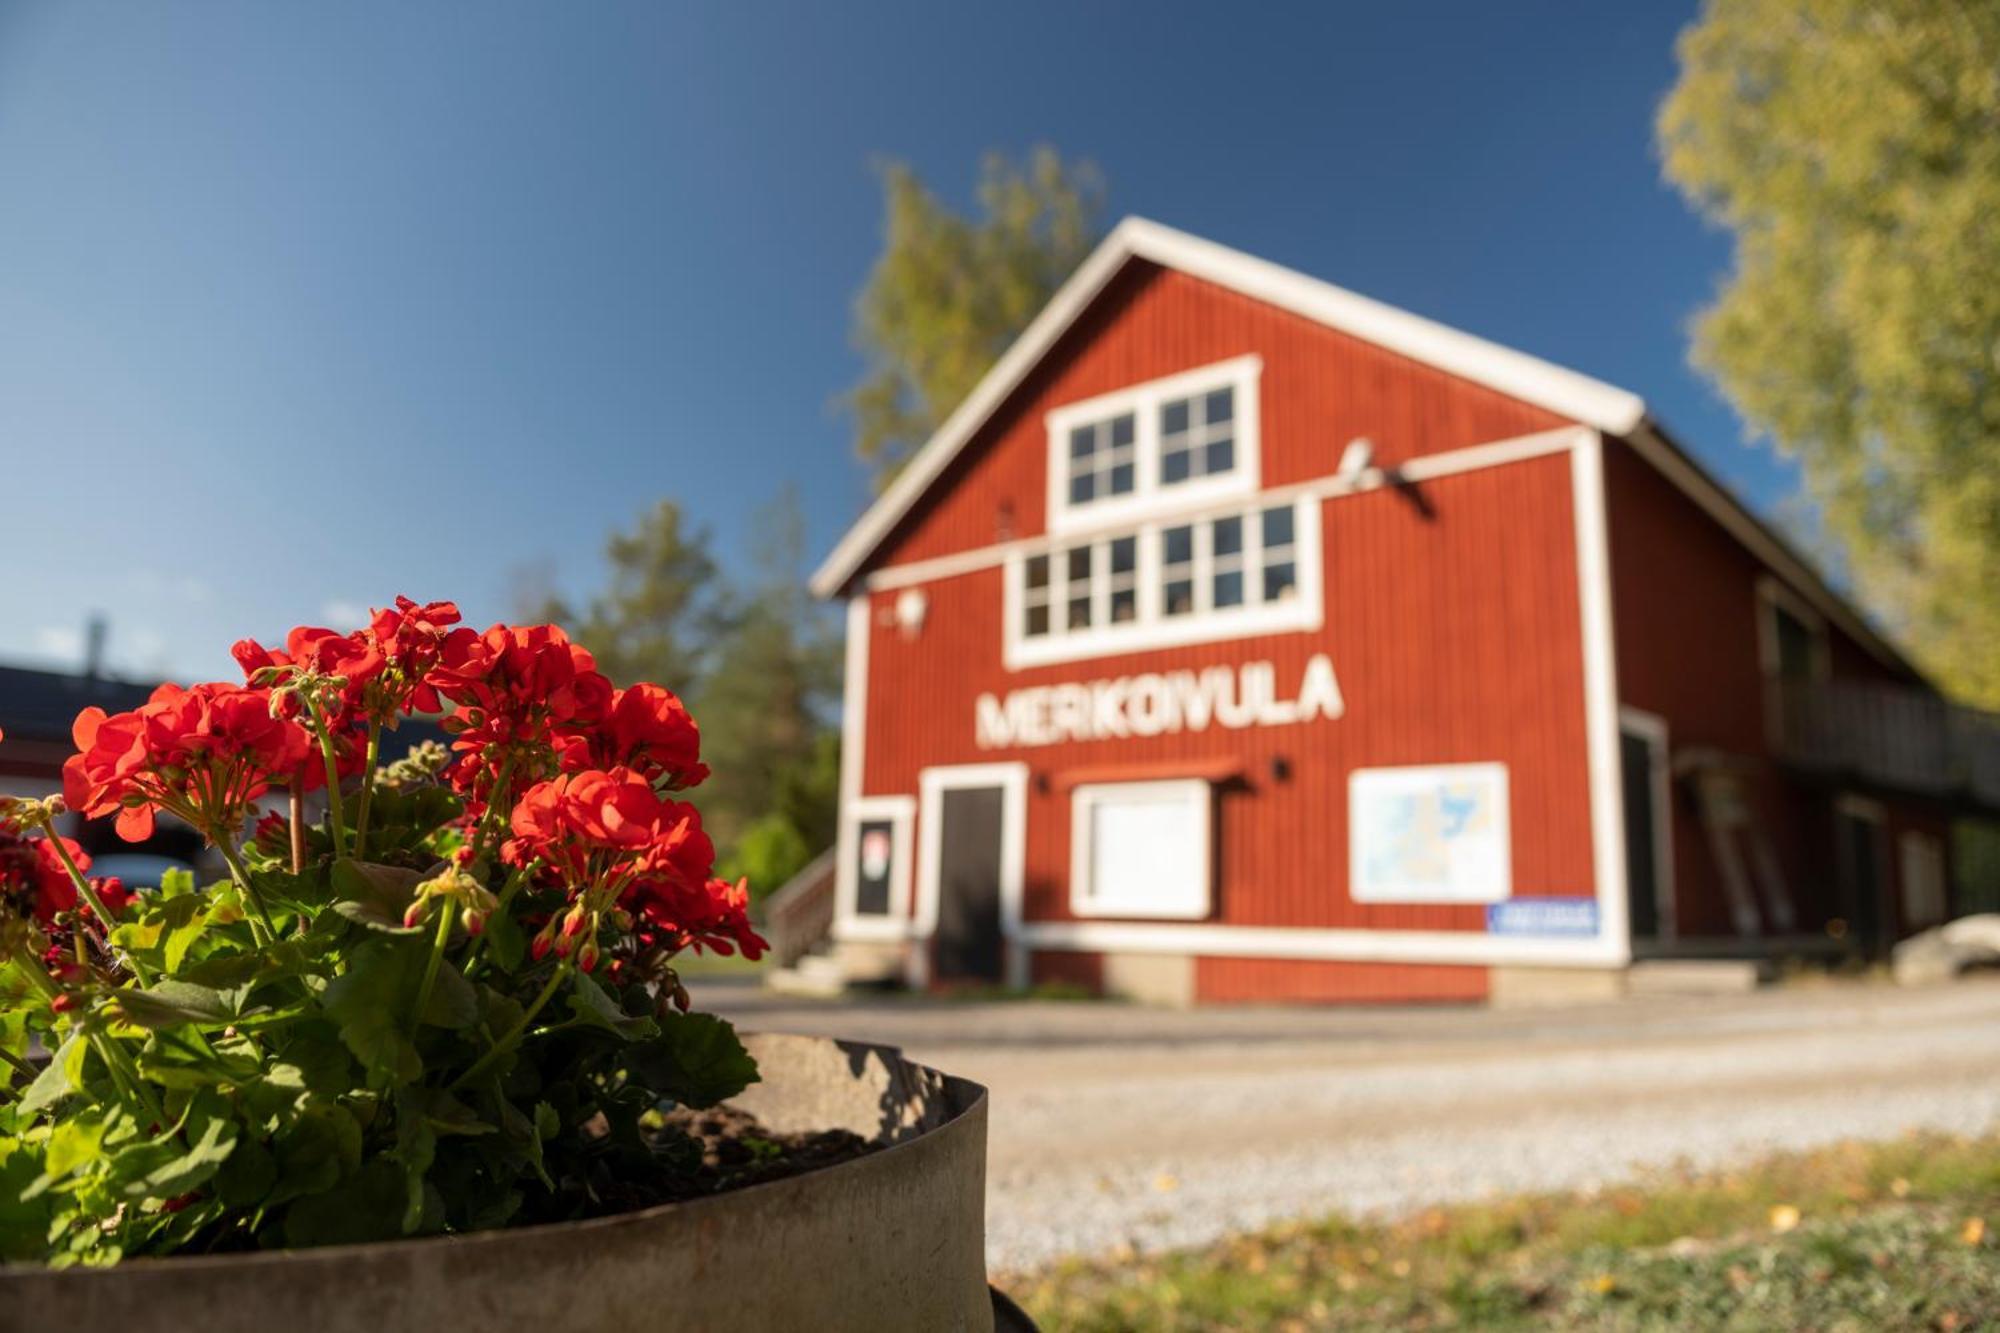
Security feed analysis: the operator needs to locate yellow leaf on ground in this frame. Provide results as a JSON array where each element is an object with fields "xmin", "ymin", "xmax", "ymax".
[
  {"xmin": 1769, "ymin": 1204, "xmax": 1802, "ymax": 1233},
  {"xmin": 1962, "ymin": 1217, "xmax": 1985, "ymax": 1246}
]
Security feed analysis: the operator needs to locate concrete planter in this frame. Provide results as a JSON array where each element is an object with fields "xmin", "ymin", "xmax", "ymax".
[{"xmin": 3, "ymin": 1034, "xmax": 1016, "ymax": 1333}]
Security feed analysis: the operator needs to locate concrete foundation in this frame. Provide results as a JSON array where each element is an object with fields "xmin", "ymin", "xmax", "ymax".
[
  {"xmin": 1489, "ymin": 965, "xmax": 1629, "ymax": 1008},
  {"xmin": 1101, "ymin": 951, "xmax": 1197, "ymax": 1007}
]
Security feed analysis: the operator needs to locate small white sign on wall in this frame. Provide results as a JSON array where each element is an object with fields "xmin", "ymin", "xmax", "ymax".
[{"xmin": 1349, "ymin": 763, "xmax": 1511, "ymax": 904}]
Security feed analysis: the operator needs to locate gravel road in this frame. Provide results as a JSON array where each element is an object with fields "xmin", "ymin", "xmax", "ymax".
[{"xmin": 708, "ymin": 977, "xmax": 2000, "ymax": 1273}]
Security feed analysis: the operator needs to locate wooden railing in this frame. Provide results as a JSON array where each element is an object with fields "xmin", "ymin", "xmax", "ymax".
[
  {"xmin": 757, "ymin": 847, "xmax": 838, "ymax": 969},
  {"xmin": 1770, "ymin": 678, "xmax": 2000, "ymax": 809}
]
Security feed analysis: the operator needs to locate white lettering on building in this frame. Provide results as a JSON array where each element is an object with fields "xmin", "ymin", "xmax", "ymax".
[{"xmin": 975, "ymin": 654, "xmax": 1344, "ymax": 750}]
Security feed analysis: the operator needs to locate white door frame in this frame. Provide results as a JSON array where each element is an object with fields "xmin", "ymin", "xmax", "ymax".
[
  {"xmin": 915, "ymin": 762, "xmax": 1029, "ymax": 988},
  {"xmin": 1618, "ymin": 706, "xmax": 1677, "ymax": 943}
]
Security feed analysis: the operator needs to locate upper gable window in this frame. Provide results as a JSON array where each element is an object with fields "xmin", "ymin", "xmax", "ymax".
[{"xmin": 1045, "ymin": 355, "xmax": 1261, "ymax": 534}]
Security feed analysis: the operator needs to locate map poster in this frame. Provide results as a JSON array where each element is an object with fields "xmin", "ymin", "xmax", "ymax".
[{"xmin": 1348, "ymin": 763, "xmax": 1511, "ymax": 904}]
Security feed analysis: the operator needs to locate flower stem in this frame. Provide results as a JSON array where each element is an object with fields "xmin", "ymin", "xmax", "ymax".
[
  {"xmin": 288, "ymin": 780, "xmax": 307, "ymax": 874},
  {"xmin": 460, "ymin": 865, "xmax": 526, "ymax": 979},
  {"xmin": 410, "ymin": 901, "xmax": 454, "ymax": 1032},
  {"xmin": 0, "ymin": 1044, "xmax": 33, "ymax": 1085},
  {"xmin": 449, "ymin": 961, "xmax": 568, "ymax": 1092},
  {"xmin": 299, "ymin": 693, "xmax": 347, "ymax": 858},
  {"xmin": 90, "ymin": 1027, "xmax": 165, "ymax": 1128},
  {"xmin": 216, "ymin": 840, "xmax": 278, "ymax": 946},
  {"xmin": 41, "ymin": 830, "xmax": 152, "ymax": 985},
  {"xmin": 352, "ymin": 720, "xmax": 383, "ymax": 860}
]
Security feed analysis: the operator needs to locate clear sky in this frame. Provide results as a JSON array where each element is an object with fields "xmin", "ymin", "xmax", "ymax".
[{"xmin": 0, "ymin": 1, "xmax": 1781, "ymax": 682}]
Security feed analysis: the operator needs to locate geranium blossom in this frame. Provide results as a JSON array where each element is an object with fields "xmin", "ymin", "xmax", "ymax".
[
  {"xmin": 432, "ymin": 623, "xmax": 613, "ymax": 812},
  {"xmin": 62, "ymin": 681, "xmax": 312, "ymax": 841},
  {"xmin": 561, "ymin": 682, "xmax": 709, "ymax": 791},
  {"xmin": 502, "ymin": 767, "xmax": 761, "ymax": 970}
]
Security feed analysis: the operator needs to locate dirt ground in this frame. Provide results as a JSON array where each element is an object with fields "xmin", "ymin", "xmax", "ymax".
[{"xmin": 707, "ymin": 976, "xmax": 2000, "ymax": 1271}]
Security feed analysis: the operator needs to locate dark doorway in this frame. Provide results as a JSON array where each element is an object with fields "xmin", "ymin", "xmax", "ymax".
[
  {"xmin": 1620, "ymin": 727, "xmax": 1664, "ymax": 940},
  {"xmin": 933, "ymin": 785, "xmax": 1006, "ymax": 983},
  {"xmin": 1836, "ymin": 804, "xmax": 1888, "ymax": 953}
]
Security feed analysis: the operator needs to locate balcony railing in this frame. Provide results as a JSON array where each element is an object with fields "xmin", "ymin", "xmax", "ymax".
[{"xmin": 1771, "ymin": 677, "xmax": 2000, "ymax": 810}]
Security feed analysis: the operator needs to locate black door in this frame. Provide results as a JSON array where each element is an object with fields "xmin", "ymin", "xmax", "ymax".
[
  {"xmin": 1836, "ymin": 809, "xmax": 1887, "ymax": 953},
  {"xmin": 934, "ymin": 785, "xmax": 1005, "ymax": 983},
  {"xmin": 1620, "ymin": 730, "xmax": 1661, "ymax": 941}
]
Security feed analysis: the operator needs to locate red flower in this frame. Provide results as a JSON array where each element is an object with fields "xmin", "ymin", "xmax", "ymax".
[
  {"xmin": 502, "ymin": 767, "xmax": 759, "ymax": 969},
  {"xmin": 0, "ymin": 827, "xmax": 88, "ymax": 926},
  {"xmin": 62, "ymin": 681, "xmax": 312, "ymax": 841},
  {"xmin": 368, "ymin": 597, "xmax": 461, "ymax": 714},
  {"xmin": 563, "ymin": 683, "xmax": 709, "ymax": 791},
  {"xmin": 432, "ymin": 624, "xmax": 613, "ymax": 812}
]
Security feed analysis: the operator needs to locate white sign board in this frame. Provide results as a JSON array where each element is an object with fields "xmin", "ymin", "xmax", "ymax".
[{"xmin": 1349, "ymin": 763, "xmax": 1511, "ymax": 904}]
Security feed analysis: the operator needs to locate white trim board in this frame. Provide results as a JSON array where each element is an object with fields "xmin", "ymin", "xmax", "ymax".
[
  {"xmin": 1017, "ymin": 921, "xmax": 1628, "ymax": 969},
  {"xmin": 812, "ymin": 216, "xmax": 1644, "ymax": 600},
  {"xmin": 1572, "ymin": 433, "xmax": 1634, "ymax": 964},
  {"xmin": 863, "ymin": 424, "xmax": 1588, "ymax": 596}
]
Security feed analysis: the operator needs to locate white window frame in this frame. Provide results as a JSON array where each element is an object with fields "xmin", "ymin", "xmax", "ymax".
[
  {"xmin": 1348, "ymin": 762, "xmax": 1512, "ymax": 905},
  {"xmin": 1045, "ymin": 355, "xmax": 1262, "ymax": 536},
  {"xmin": 1069, "ymin": 779, "xmax": 1213, "ymax": 920},
  {"xmin": 1003, "ymin": 496, "xmax": 1322, "ymax": 670},
  {"xmin": 835, "ymin": 794, "xmax": 915, "ymax": 940}
]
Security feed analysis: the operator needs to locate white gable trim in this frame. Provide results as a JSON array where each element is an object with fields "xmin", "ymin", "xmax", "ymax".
[{"xmin": 811, "ymin": 215, "xmax": 1646, "ymax": 599}]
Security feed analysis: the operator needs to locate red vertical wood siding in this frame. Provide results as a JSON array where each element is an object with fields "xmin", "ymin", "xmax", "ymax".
[
  {"xmin": 860, "ymin": 452, "xmax": 1594, "ymax": 939},
  {"xmin": 1601, "ymin": 437, "xmax": 1940, "ymax": 938},
  {"xmin": 870, "ymin": 261, "xmax": 1569, "ymax": 570}
]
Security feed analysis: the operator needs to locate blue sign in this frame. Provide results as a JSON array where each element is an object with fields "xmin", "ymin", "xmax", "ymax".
[{"xmin": 1486, "ymin": 898, "xmax": 1600, "ymax": 937}]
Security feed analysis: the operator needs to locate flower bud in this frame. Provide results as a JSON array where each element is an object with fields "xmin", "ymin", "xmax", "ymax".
[
  {"xmin": 576, "ymin": 938, "xmax": 600, "ymax": 973},
  {"xmin": 461, "ymin": 906, "xmax": 486, "ymax": 936}
]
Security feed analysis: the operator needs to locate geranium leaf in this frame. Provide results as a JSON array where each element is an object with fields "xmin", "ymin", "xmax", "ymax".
[
  {"xmin": 320, "ymin": 940, "xmax": 423, "ymax": 1085},
  {"xmin": 625, "ymin": 1013, "xmax": 759, "ymax": 1109},
  {"xmin": 420, "ymin": 959, "xmax": 479, "ymax": 1031},
  {"xmin": 109, "ymin": 980, "xmax": 234, "ymax": 1030},
  {"xmin": 268, "ymin": 1102, "xmax": 364, "ymax": 1208},
  {"xmin": 131, "ymin": 1113, "xmax": 237, "ymax": 1199},
  {"xmin": 20, "ymin": 1034, "xmax": 83, "ymax": 1115},
  {"xmin": 564, "ymin": 971, "xmax": 656, "ymax": 1039},
  {"xmin": 330, "ymin": 858, "xmax": 427, "ymax": 935}
]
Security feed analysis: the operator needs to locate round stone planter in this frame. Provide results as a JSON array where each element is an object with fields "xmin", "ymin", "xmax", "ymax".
[{"xmin": 3, "ymin": 1034, "xmax": 1019, "ymax": 1333}]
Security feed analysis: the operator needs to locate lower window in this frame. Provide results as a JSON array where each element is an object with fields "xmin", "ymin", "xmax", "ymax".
[{"xmin": 1070, "ymin": 779, "xmax": 1212, "ymax": 919}]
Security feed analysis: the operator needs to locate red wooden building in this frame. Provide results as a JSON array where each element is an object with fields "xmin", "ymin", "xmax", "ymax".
[{"xmin": 805, "ymin": 218, "xmax": 1995, "ymax": 1005}]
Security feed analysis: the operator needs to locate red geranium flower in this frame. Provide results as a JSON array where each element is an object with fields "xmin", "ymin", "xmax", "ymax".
[
  {"xmin": 562, "ymin": 683, "xmax": 709, "ymax": 791},
  {"xmin": 432, "ymin": 623, "xmax": 613, "ymax": 812},
  {"xmin": 62, "ymin": 681, "xmax": 312, "ymax": 841}
]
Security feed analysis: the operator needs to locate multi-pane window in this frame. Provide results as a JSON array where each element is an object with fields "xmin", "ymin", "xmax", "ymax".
[
  {"xmin": 1022, "ymin": 554, "xmax": 1051, "ymax": 638},
  {"xmin": 1066, "ymin": 413, "xmax": 1136, "ymax": 507},
  {"xmin": 1156, "ymin": 504, "xmax": 1303, "ymax": 619},
  {"xmin": 1047, "ymin": 356, "xmax": 1260, "ymax": 534},
  {"xmin": 1160, "ymin": 387, "xmax": 1235, "ymax": 486},
  {"xmin": 1011, "ymin": 496, "xmax": 1317, "ymax": 666},
  {"xmin": 1261, "ymin": 505, "xmax": 1298, "ymax": 603}
]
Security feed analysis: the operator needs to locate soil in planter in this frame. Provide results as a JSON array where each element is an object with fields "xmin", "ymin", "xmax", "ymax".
[{"xmin": 583, "ymin": 1105, "xmax": 879, "ymax": 1215}]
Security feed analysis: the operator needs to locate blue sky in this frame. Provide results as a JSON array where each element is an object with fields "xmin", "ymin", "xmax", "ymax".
[{"xmin": 0, "ymin": 1, "xmax": 1779, "ymax": 681}]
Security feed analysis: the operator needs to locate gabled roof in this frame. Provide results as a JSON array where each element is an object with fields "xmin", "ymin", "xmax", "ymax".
[
  {"xmin": 0, "ymin": 664, "xmax": 156, "ymax": 745},
  {"xmin": 811, "ymin": 217, "xmax": 1921, "ymax": 684},
  {"xmin": 812, "ymin": 216, "xmax": 1645, "ymax": 599}
]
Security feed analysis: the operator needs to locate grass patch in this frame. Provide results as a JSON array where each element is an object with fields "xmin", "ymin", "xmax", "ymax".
[{"xmin": 1016, "ymin": 1132, "xmax": 2000, "ymax": 1331}]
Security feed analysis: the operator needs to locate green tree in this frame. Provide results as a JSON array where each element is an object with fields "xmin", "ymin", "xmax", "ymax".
[
  {"xmin": 521, "ymin": 499, "xmax": 726, "ymax": 697},
  {"xmin": 848, "ymin": 146, "xmax": 1106, "ymax": 490},
  {"xmin": 692, "ymin": 488, "xmax": 841, "ymax": 893},
  {"xmin": 1659, "ymin": 1, "xmax": 2000, "ymax": 706}
]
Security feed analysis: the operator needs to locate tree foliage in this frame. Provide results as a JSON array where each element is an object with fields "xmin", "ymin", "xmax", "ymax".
[
  {"xmin": 1659, "ymin": 1, "xmax": 2000, "ymax": 705},
  {"xmin": 848, "ymin": 146, "xmax": 1106, "ymax": 490},
  {"xmin": 528, "ymin": 490, "xmax": 840, "ymax": 897}
]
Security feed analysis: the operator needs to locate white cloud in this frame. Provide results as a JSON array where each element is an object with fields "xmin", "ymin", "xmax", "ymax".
[
  {"xmin": 33, "ymin": 624, "xmax": 84, "ymax": 664},
  {"xmin": 320, "ymin": 599, "xmax": 369, "ymax": 629}
]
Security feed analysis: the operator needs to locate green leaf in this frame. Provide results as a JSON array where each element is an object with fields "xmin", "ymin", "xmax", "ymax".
[
  {"xmin": 158, "ymin": 867, "xmax": 197, "ymax": 899},
  {"xmin": 268, "ymin": 1101, "xmax": 363, "ymax": 1207},
  {"xmin": 420, "ymin": 959, "xmax": 479, "ymax": 1031},
  {"xmin": 625, "ymin": 1013, "xmax": 759, "ymax": 1109},
  {"xmin": 26, "ymin": 1112, "xmax": 110, "ymax": 1197},
  {"xmin": 214, "ymin": 1134, "xmax": 276, "ymax": 1209},
  {"xmin": 108, "ymin": 980, "xmax": 234, "ymax": 1030},
  {"xmin": 20, "ymin": 1034, "xmax": 84, "ymax": 1115},
  {"xmin": 481, "ymin": 900, "xmax": 526, "ymax": 971},
  {"xmin": 134, "ymin": 1112, "xmax": 238, "ymax": 1198},
  {"xmin": 321, "ymin": 939, "xmax": 423, "ymax": 1086},
  {"xmin": 110, "ymin": 894, "xmax": 209, "ymax": 972},
  {"xmin": 565, "ymin": 970, "xmax": 657, "ymax": 1039},
  {"xmin": 280, "ymin": 1156, "xmax": 407, "ymax": 1249},
  {"xmin": 329, "ymin": 858, "xmax": 427, "ymax": 935},
  {"xmin": 274, "ymin": 1022, "xmax": 356, "ymax": 1096}
]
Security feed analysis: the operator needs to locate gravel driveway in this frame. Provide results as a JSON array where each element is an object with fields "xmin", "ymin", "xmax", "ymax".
[{"xmin": 708, "ymin": 977, "xmax": 2000, "ymax": 1273}]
